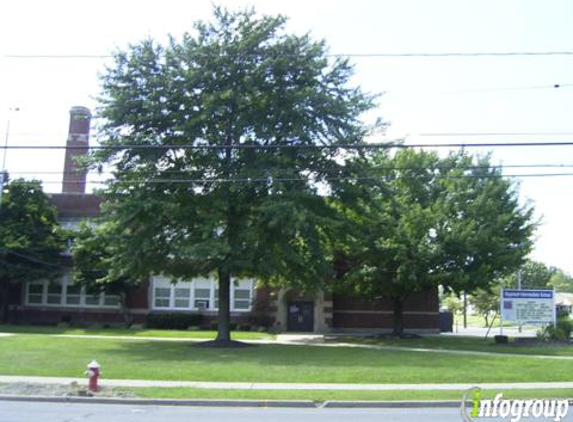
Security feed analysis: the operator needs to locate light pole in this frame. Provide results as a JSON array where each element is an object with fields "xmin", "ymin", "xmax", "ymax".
[{"xmin": 0, "ymin": 107, "xmax": 20, "ymax": 211}]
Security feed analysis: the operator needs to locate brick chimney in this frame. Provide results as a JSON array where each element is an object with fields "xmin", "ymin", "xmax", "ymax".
[{"xmin": 62, "ymin": 106, "xmax": 91, "ymax": 194}]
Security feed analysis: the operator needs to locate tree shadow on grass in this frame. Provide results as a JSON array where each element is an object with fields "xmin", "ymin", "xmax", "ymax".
[{"xmin": 91, "ymin": 338, "xmax": 515, "ymax": 384}]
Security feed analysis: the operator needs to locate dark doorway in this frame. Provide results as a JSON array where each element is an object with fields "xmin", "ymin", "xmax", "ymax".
[{"xmin": 287, "ymin": 301, "xmax": 314, "ymax": 332}]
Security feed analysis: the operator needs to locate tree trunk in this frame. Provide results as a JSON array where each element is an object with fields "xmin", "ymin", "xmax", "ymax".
[
  {"xmin": 0, "ymin": 283, "xmax": 10, "ymax": 324},
  {"xmin": 463, "ymin": 291, "xmax": 468, "ymax": 329},
  {"xmin": 392, "ymin": 296, "xmax": 404, "ymax": 337},
  {"xmin": 119, "ymin": 292, "xmax": 132, "ymax": 328},
  {"xmin": 216, "ymin": 267, "xmax": 231, "ymax": 342}
]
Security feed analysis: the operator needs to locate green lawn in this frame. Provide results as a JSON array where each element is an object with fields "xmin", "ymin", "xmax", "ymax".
[
  {"xmin": 127, "ymin": 388, "xmax": 573, "ymax": 401},
  {"xmin": 0, "ymin": 325, "xmax": 273, "ymax": 341},
  {"xmin": 345, "ymin": 335, "xmax": 573, "ymax": 357},
  {"xmin": 1, "ymin": 335, "xmax": 572, "ymax": 384}
]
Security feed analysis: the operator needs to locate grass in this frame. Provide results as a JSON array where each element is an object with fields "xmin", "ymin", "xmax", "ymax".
[
  {"xmin": 344, "ymin": 335, "xmax": 573, "ymax": 357},
  {"xmin": 1, "ymin": 335, "xmax": 572, "ymax": 384},
  {"xmin": 126, "ymin": 387, "xmax": 573, "ymax": 401},
  {"xmin": 453, "ymin": 313, "xmax": 537, "ymax": 329},
  {"xmin": 0, "ymin": 324, "xmax": 274, "ymax": 341}
]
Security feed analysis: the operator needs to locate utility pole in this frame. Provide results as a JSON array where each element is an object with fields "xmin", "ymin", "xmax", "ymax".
[
  {"xmin": 517, "ymin": 269, "xmax": 523, "ymax": 333},
  {"xmin": 463, "ymin": 291, "xmax": 468, "ymax": 329},
  {"xmin": 0, "ymin": 108, "xmax": 19, "ymax": 211}
]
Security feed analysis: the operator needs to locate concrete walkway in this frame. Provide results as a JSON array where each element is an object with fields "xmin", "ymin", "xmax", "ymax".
[
  {"xmin": 1, "ymin": 375, "xmax": 573, "ymax": 391},
  {"xmin": 310, "ymin": 341, "xmax": 573, "ymax": 360}
]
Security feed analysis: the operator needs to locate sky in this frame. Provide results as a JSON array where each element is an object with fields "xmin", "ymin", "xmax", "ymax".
[{"xmin": 1, "ymin": 0, "xmax": 572, "ymax": 273}]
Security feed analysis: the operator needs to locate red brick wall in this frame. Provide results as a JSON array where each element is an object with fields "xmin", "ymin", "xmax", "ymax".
[
  {"xmin": 332, "ymin": 288, "xmax": 439, "ymax": 330},
  {"xmin": 49, "ymin": 194, "xmax": 102, "ymax": 218}
]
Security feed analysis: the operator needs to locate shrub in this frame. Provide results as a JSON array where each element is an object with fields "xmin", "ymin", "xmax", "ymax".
[
  {"xmin": 146, "ymin": 313, "xmax": 203, "ymax": 330},
  {"xmin": 557, "ymin": 317, "xmax": 572, "ymax": 339},
  {"xmin": 538, "ymin": 318, "xmax": 572, "ymax": 341}
]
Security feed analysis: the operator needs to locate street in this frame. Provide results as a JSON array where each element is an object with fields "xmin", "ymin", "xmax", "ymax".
[{"xmin": 0, "ymin": 401, "xmax": 572, "ymax": 422}]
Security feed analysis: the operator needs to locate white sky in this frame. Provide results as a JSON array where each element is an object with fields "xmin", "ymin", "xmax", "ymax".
[{"xmin": 1, "ymin": 0, "xmax": 572, "ymax": 273}]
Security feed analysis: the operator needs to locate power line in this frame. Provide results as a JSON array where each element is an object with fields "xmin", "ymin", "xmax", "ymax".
[
  {"xmin": 7, "ymin": 163, "xmax": 573, "ymax": 176},
  {"xmin": 11, "ymin": 131, "xmax": 573, "ymax": 143},
  {"xmin": 0, "ymin": 248, "xmax": 71, "ymax": 270},
  {"xmin": 25, "ymin": 172, "xmax": 573, "ymax": 185},
  {"xmin": 4, "ymin": 141, "xmax": 573, "ymax": 151},
  {"xmin": 418, "ymin": 132, "xmax": 573, "ymax": 137},
  {"xmin": 433, "ymin": 83, "xmax": 573, "ymax": 95},
  {"xmin": 4, "ymin": 51, "xmax": 573, "ymax": 59}
]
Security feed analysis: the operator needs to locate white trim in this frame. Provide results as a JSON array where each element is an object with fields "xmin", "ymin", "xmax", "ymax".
[
  {"xmin": 150, "ymin": 275, "xmax": 254, "ymax": 312},
  {"xmin": 25, "ymin": 275, "xmax": 120, "ymax": 309}
]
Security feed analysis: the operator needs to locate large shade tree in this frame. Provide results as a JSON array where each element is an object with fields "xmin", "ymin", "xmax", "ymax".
[
  {"xmin": 0, "ymin": 179, "xmax": 67, "ymax": 322},
  {"xmin": 71, "ymin": 221, "xmax": 141, "ymax": 326},
  {"xmin": 92, "ymin": 7, "xmax": 376, "ymax": 344},
  {"xmin": 334, "ymin": 149, "xmax": 536, "ymax": 336}
]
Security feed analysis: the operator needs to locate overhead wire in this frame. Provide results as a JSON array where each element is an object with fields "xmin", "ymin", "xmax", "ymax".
[
  {"xmin": 20, "ymin": 172, "xmax": 573, "ymax": 185},
  {"xmin": 6, "ymin": 163, "xmax": 573, "ymax": 174},
  {"xmin": 4, "ymin": 140, "xmax": 573, "ymax": 150},
  {"xmin": 4, "ymin": 51, "xmax": 573, "ymax": 59}
]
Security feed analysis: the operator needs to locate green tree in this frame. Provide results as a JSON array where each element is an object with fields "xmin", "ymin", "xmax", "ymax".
[
  {"xmin": 92, "ymin": 7, "xmax": 375, "ymax": 344},
  {"xmin": 440, "ymin": 290, "xmax": 463, "ymax": 315},
  {"xmin": 335, "ymin": 149, "xmax": 536, "ymax": 336},
  {"xmin": 549, "ymin": 269, "xmax": 573, "ymax": 293},
  {"xmin": 71, "ymin": 222, "xmax": 141, "ymax": 326},
  {"xmin": 0, "ymin": 179, "xmax": 67, "ymax": 322},
  {"xmin": 469, "ymin": 286, "xmax": 502, "ymax": 327},
  {"xmin": 470, "ymin": 261, "xmax": 570, "ymax": 327},
  {"xmin": 503, "ymin": 260, "xmax": 556, "ymax": 289}
]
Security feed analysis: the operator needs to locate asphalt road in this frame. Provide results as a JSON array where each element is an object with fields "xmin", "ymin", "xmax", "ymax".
[{"xmin": 1, "ymin": 401, "xmax": 572, "ymax": 422}]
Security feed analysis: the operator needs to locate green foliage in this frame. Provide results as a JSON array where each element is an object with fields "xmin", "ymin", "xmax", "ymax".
[
  {"xmin": 549, "ymin": 270, "xmax": 573, "ymax": 293},
  {"xmin": 502, "ymin": 260, "xmax": 556, "ymax": 289},
  {"xmin": 71, "ymin": 221, "xmax": 143, "ymax": 325},
  {"xmin": 469, "ymin": 284, "xmax": 502, "ymax": 327},
  {"xmin": 538, "ymin": 318, "xmax": 572, "ymax": 341},
  {"xmin": 441, "ymin": 292, "xmax": 463, "ymax": 314},
  {"xmin": 71, "ymin": 222, "xmax": 142, "ymax": 293},
  {"xmin": 335, "ymin": 150, "xmax": 536, "ymax": 335},
  {"xmin": 0, "ymin": 179, "xmax": 67, "ymax": 321},
  {"xmin": 93, "ymin": 7, "xmax": 376, "ymax": 341},
  {"xmin": 146, "ymin": 312, "xmax": 203, "ymax": 330}
]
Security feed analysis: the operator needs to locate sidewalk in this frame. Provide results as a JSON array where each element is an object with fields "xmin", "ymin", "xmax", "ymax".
[{"xmin": 1, "ymin": 375, "xmax": 572, "ymax": 391}]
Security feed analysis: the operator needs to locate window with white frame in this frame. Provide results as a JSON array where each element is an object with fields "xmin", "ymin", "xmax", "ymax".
[
  {"xmin": 26, "ymin": 275, "xmax": 120, "ymax": 308},
  {"xmin": 233, "ymin": 280, "xmax": 252, "ymax": 310},
  {"xmin": 151, "ymin": 275, "xmax": 254, "ymax": 312}
]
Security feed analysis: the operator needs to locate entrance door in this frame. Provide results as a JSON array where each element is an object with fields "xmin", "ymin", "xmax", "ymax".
[{"xmin": 287, "ymin": 301, "xmax": 314, "ymax": 332}]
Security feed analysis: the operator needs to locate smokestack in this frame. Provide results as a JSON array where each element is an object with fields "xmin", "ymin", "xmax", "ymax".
[{"xmin": 62, "ymin": 106, "xmax": 91, "ymax": 194}]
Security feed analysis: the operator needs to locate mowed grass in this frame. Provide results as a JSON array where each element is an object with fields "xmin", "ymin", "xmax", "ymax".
[
  {"xmin": 0, "ymin": 325, "xmax": 273, "ymax": 340},
  {"xmin": 346, "ymin": 335, "xmax": 573, "ymax": 357},
  {"xmin": 128, "ymin": 387, "xmax": 573, "ymax": 401},
  {"xmin": 0, "ymin": 335, "xmax": 572, "ymax": 384}
]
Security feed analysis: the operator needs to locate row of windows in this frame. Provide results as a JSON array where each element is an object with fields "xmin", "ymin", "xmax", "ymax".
[
  {"xmin": 26, "ymin": 278, "xmax": 120, "ymax": 308},
  {"xmin": 152, "ymin": 276, "xmax": 254, "ymax": 312},
  {"xmin": 25, "ymin": 275, "xmax": 254, "ymax": 312}
]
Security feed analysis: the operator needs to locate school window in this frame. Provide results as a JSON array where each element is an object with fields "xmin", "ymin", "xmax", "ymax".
[
  {"xmin": 151, "ymin": 276, "xmax": 254, "ymax": 312},
  {"xmin": 25, "ymin": 277, "xmax": 120, "ymax": 308}
]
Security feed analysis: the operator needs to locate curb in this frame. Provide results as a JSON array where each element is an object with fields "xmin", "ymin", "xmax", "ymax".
[
  {"xmin": 0, "ymin": 395, "xmax": 316, "ymax": 408},
  {"xmin": 322, "ymin": 400, "xmax": 461, "ymax": 408},
  {"xmin": 0, "ymin": 394, "xmax": 463, "ymax": 408}
]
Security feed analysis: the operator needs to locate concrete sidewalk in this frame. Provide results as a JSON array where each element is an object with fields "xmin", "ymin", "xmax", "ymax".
[{"xmin": 1, "ymin": 375, "xmax": 572, "ymax": 391}]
